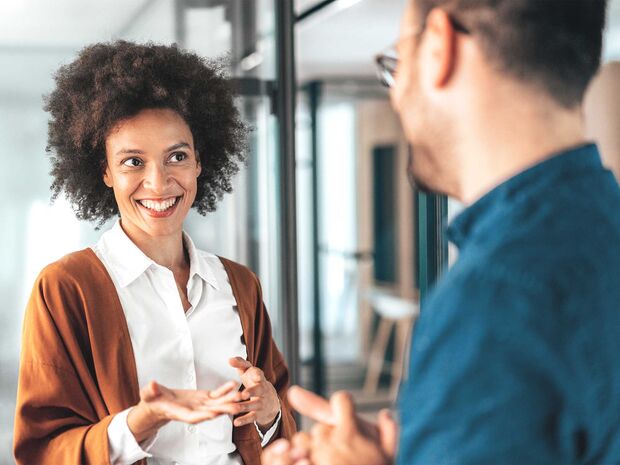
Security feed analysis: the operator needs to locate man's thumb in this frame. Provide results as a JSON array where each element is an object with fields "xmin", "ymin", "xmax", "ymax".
[{"xmin": 377, "ymin": 409, "xmax": 398, "ymax": 459}]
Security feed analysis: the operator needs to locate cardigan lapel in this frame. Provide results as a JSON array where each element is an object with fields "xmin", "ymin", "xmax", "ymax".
[
  {"xmin": 220, "ymin": 256, "xmax": 257, "ymax": 364},
  {"xmin": 79, "ymin": 248, "xmax": 142, "ymax": 413}
]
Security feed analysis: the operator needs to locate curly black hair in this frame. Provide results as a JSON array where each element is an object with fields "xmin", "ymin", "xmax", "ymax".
[{"xmin": 44, "ymin": 40, "xmax": 248, "ymax": 225}]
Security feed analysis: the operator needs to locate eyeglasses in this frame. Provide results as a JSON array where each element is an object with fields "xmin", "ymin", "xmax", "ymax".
[{"xmin": 375, "ymin": 15, "xmax": 470, "ymax": 88}]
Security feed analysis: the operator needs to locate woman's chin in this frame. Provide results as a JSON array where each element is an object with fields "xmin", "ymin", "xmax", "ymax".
[{"xmin": 122, "ymin": 203, "xmax": 188, "ymax": 239}]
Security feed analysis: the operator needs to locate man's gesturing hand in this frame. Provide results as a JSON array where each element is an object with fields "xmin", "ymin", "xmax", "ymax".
[
  {"xmin": 262, "ymin": 386, "xmax": 398, "ymax": 465},
  {"xmin": 229, "ymin": 356, "xmax": 280, "ymax": 429}
]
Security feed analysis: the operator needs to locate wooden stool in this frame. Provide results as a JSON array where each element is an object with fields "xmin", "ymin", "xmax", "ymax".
[{"xmin": 363, "ymin": 290, "xmax": 419, "ymax": 397}]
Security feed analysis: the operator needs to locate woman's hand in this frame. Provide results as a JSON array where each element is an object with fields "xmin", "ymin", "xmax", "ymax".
[
  {"xmin": 229, "ymin": 357, "xmax": 281, "ymax": 430},
  {"xmin": 127, "ymin": 380, "xmax": 249, "ymax": 443}
]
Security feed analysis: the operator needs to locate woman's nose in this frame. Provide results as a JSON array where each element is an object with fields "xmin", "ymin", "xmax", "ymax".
[{"xmin": 143, "ymin": 163, "xmax": 171, "ymax": 193}]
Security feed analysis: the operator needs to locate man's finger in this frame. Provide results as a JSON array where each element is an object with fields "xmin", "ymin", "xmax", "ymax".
[
  {"xmin": 291, "ymin": 431, "xmax": 312, "ymax": 452},
  {"xmin": 310, "ymin": 422, "xmax": 332, "ymax": 442},
  {"xmin": 330, "ymin": 390, "xmax": 358, "ymax": 437},
  {"xmin": 261, "ymin": 439, "xmax": 292, "ymax": 465},
  {"xmin": 377, "ymin": 408, "xmax": 398, "ymax": 459},
  {"xmin": 287, "ymin": 385, "xmax": 335, "ymax": 425}
]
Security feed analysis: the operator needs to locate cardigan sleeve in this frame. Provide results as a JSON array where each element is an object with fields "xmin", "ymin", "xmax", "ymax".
[{"xmin": 13, "ymin": 265, "xmax": 119, "ymax": 465}]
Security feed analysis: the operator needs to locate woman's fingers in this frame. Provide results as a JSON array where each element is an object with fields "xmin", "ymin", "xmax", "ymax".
[
  {"xmin": 208, "ymin": 380, "xmax": 239, "ymax": 398},
  {"xmin": 233, "ymin": 411, "xmax": 257, "ymax": 427},
  {"xmin": 141, "ymin": 381, "xmax": 266, "ymax": 425},
  {"xmin": 140, "ymin": 381, "xmax": 160, "ymax": 402},
  {"xmin": 204, "ymin": 388, "xmax": 249, "ymax": 406},
  {"xmin": 242, "ymin": 383, "xmax": 266, "ymax": 398},
  {"xmin": 229, "ymin": 356, "xmax": 253, "ymax": 375},
  {"xmin": 167, "ymin": 400, "xmax": 242, "ymax": 423}
]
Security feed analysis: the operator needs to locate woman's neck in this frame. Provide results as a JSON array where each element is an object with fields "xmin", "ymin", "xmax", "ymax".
[{"xmin": 119, "ymin": 219, "xmax": 188, "ymax": 270}]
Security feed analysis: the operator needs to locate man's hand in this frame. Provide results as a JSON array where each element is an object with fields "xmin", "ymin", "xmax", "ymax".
[
  {"xmin": 262, "ymin": 386, "xmax": 398, "ymax": 465},
  {"xmin": 128, "ymin": 380, "xmax": 249, "ymax": 443},
  {"xmin": 229, "ymin": 356, "xmax": 280, "ymax": 429}
]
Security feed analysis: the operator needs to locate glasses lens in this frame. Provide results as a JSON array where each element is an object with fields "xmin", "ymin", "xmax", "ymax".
[
  {"xmin": 375, "ymin": 54, "xmax": 398, "ymax": 88},
  {"xmin": 376, "ymin": 67, "xmax": 394, "ymax": 88}
]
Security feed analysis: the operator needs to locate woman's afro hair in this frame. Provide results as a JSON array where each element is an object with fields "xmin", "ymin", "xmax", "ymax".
[{"xmin": 44, "ymin": 40, "xmax": 248, "ymax": 225}]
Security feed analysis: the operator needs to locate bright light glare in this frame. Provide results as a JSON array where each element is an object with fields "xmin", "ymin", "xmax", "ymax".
[{"xmin": 24, "ymin": 197, "xmax": 81, "ymax": 299}]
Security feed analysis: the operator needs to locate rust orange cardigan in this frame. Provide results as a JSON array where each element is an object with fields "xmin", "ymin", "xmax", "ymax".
[{"xmin": 13, "ymin": 248, "xmax": 296, "ymax": 465}]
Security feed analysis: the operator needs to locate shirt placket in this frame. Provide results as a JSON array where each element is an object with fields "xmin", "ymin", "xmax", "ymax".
[{"xmin": 160, "ymin": 267, "xmax": 200, "ymax": 453}]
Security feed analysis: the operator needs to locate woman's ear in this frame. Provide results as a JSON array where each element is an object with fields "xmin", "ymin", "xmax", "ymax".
[
  {"xmin": 195, "ymin": 150, "xmax": 202, "ymax": 177},
  {"xmin": 102, "ymin": 162, "xmax": 113, "ymax": 188}
]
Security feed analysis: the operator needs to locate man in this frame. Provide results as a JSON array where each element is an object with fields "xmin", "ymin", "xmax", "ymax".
[
  {"xmin": 585, "ymin": 61, "xmax": 620, "ymax": 181},
  {"xmin": 264, "ymin": 0, "xmax": 620, "ymax": 463}
]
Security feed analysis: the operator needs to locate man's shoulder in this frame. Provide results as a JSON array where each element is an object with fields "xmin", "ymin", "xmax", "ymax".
[{"xmin": 472, "ymin": 182, "xmax": 620, "ymax": 288}]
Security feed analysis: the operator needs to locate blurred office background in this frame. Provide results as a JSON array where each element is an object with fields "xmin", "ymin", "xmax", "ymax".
[{"xmin": 1, "ymin": 0, "xmax": 620, "ymax": 462}]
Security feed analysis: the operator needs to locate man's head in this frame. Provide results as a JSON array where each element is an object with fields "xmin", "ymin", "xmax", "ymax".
[{"xmin": 391, "ymin": 0, "xmax": 608, "ymax": 197}]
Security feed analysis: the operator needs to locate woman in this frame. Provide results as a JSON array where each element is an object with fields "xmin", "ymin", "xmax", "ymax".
[{"xmin": 13, "ymin": 41, "xmax": 295, "ymax": 465}]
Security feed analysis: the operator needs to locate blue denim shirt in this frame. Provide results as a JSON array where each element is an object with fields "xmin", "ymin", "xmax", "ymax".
[{"xmin": 398, "ymin": 144, "xmax": 620, "ymax": 465}]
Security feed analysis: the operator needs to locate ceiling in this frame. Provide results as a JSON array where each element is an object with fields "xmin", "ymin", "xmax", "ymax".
[
  {"xmin": 294, "ymin": 0, "xmax": 620, "ymax": 82},
  {"xmin": 0, "ymin": 0, "xmax": 618, "ymax": 99}
]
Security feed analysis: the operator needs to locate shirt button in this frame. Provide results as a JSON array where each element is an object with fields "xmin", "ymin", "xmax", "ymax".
[
  {"xmin": 188, "ymin": 424, "xmax": 196, "ymax": 433},
  {"xmin": 187, "ymin": 372, "xmax": 195, "ymax": 382}
]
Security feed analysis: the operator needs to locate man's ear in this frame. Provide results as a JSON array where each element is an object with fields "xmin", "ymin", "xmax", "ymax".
[{"xmin": 422, "ymin": 8, "xmax": 459, "ymax": 88}]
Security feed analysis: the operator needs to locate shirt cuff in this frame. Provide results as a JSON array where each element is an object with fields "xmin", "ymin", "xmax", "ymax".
[
  {"xmin": 107, "ymin": 408, "xmax": 158, "ymax": 465},
  {"xmin": 254, "ymin": 407, "xmax": 282, "ymax": 447}
]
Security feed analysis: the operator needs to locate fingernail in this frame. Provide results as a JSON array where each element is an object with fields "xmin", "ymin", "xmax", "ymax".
[{"xmin": 271, "ymin": 440, "xmax": 290, "ymax": 453}]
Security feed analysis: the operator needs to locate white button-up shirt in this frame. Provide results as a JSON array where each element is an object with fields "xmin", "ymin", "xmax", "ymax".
[{"xmin": 93, "ymin": 221, "xmax": 280, "ymax": 465}]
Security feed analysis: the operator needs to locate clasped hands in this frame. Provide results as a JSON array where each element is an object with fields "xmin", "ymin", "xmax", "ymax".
[
  {"xmin": 261, "ymin": 387, "xmax": 398, "ymax": 465},
  {"xmin": 127, "ymin": 356, "xmax": 280, "ymax": 443}
]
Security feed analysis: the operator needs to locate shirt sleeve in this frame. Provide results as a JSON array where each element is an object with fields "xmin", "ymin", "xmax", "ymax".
[
  {"xmin": 254, "ymin": 406, "xmax": 282, "ymax": 447},
  {"xmin": 397, "ymin": 268, "xmax": 576, "ymax": 465},
  {"xmin": 107, "ymin": 408, "xmax": 158, "ymax": 465}
]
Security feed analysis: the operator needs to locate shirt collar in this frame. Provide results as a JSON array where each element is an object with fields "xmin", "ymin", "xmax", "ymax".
[
  {"xmin": 447, "ymin": 143, "xmax": 603, "ymax": 249},
  {"xmin": 183, "ymin": 231, "xmax": 220, "ymax": 290},
  {"xmin": 98, "ymin": 220, "xmax": 153, "ymax": 288},
  {"xmin": 99, "ymin": 220, "xmax": 220, "ymax": 290}
]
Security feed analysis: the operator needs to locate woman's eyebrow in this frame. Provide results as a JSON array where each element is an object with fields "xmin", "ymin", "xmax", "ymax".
[
  {"xmin": 166, "ymin": 142, "xmax": 191, "ymax": 152},
  {"xmin": 114, "ymin": 142, "xmax": 191, "ymax": 158},
  {"xmin": 114, "ymin": 148, "xmax": 144, "ymax": 157}
]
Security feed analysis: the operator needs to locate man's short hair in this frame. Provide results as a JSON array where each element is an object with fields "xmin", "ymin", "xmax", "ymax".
[{"xmin": 414, "ymin": 0, "xmax": 608, "ymax": 108}]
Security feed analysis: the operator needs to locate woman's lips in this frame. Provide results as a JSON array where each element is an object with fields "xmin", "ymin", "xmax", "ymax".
[{"xmin": 136, "ymin": 195, "xmax": 182, "ymax": 218}]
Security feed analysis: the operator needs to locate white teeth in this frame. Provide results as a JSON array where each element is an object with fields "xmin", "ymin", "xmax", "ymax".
[{"xmin": 139, "ymin": 197, "xmax": 178, "ymax": 212}]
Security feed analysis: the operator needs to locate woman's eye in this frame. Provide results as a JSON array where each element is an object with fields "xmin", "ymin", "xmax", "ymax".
[
  {"xmin": 170, "ymin": 152, "xmax": 188, "ymax": 163},
  {"xmin": 122, "ymin": 157, "xmax": 142, "ymax": 167}
]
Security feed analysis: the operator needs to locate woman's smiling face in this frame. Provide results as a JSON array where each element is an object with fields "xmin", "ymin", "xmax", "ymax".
[{"xmin": 103, "ymin": 108, "xmax": 201, "ymax": 240}]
